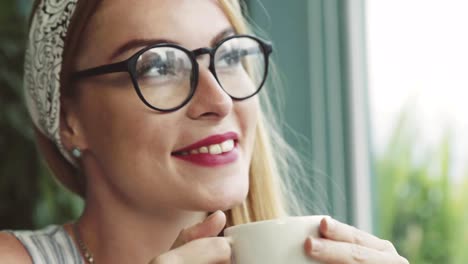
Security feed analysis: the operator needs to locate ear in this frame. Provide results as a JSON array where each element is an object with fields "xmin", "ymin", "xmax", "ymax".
[{"xmin": 59, "ymin": 97, "xmax": 89, "ymax": 152}]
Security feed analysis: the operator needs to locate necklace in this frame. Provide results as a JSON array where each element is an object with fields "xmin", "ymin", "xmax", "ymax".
[{"xmin": 73, "ymin": 223, "xmax": 95, "ymax": 264}]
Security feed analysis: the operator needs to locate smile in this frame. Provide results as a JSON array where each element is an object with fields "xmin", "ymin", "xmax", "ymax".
[
  {"xmin": 171, "ymin": 132, "xmax": 240, "ymax": 166},
  {"xmin": 172, "ymin": 139, "xmax": 236, "ymax": 156}
]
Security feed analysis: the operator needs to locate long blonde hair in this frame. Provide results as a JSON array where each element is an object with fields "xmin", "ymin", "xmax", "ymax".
[{"xmin": 32, "ymin": 0, "xmax": 303, "ymax": 227}]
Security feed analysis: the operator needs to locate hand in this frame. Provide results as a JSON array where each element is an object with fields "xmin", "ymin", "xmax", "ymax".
[
  {"xmin": 304, "ymin": 217, "xmax": 409, "ymax": 264},
  {"xmin": 149, "ymin": 210, "xmax": 231, "ymax": 264}
]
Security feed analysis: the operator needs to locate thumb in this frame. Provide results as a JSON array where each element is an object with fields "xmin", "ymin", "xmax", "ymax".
[{"xmin": 171, "ymin": 210, "xmax": 226, "ymax": 249}]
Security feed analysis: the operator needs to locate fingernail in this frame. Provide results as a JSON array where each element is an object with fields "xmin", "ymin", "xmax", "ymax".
[
  {"xmin": 325, "ymin": 216, "xmax": 335, "ymax": 231},
  {"xmin": 206, "ymin": 210, "xmax": 220, "ymax": 221},
  {"xmin": 311, "ymin": 238, "xmax": 322, "ymax": 253}
]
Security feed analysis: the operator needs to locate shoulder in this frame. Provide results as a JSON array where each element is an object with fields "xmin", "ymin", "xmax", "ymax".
[{"xmin": 0, "ymin": 231, "xmax": 32, "ymax": 264}]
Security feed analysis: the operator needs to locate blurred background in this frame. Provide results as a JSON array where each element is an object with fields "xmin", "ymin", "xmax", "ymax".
[{"xmin": 1, "ymin": 0, "xmax": 467, "ymax": 263}]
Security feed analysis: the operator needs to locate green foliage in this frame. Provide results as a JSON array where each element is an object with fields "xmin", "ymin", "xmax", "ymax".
[
  {"xmin": 375, "ymin": 112, "xmax": 468, "ymax": 264},
  {"xmin": 0, "ymin": 0, "xmax": 83, "ymax": 230}
]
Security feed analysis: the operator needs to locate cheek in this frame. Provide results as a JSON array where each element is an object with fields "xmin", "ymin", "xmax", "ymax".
[{"xmin": 78, "ymin": 87, "xmax": 177, "ymax": 177}]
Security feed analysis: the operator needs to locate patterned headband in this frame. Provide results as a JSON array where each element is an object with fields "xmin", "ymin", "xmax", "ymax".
[{"xmin": 24, "ymin": 0, "xmax": 78, "ymax": 166}]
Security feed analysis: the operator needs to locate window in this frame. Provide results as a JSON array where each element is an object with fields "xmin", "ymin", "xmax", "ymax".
[
  {"xmin": 367, "ymin": 1, "xmax": 468, "ymax": 263},
  {"xmin": 248, "ymin": 0, "xmax": 369, "ymax": 227}
]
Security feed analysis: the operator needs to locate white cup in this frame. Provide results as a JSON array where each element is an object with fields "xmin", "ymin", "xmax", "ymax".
[{"xmin": 224, "ymin": 215, "xmax": 326, "ymax": 264}]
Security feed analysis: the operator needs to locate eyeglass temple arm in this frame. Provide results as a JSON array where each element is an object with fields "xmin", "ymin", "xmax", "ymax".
[
  {"xmin": 263, "ymin": 42, "xmax": 273, "ymax": 55},
  {"xmin": 71, "ymin": 60, "xmax": 128, "ymax": 80}
]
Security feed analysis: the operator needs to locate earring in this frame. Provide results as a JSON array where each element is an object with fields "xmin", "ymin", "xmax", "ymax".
[{"xmin": 71, "ymin": 147, "xmax": 82, "ymax": 158}]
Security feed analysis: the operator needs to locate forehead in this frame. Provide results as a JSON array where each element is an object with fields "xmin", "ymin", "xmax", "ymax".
[{"xmin": 82, "ymin": 0, "xmax": 232, "ymax": 62}]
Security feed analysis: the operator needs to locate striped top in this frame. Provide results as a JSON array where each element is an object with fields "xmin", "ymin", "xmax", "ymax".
[{"xmin": 7, "ymin": 225, "xmax": 84, "ymax": 264}]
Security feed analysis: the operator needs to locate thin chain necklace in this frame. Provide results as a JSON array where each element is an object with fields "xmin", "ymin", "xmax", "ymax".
[{"xmin": 73, "ymin": 223, "xmax": 95, "ymax": 264}]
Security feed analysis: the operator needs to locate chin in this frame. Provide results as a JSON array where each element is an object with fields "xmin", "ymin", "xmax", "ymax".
[{"xmin": 199, "ymin": 179, "xmax": 249, "ymax": 212}]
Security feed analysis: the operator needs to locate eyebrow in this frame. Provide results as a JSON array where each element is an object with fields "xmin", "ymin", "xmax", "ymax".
[{"xmin": 109, "ymin": 27, "xmax": 236, "ymax": 61}]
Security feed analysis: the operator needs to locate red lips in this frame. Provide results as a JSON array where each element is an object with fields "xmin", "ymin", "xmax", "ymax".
[
  {"xmin": 172, "ymin": 131, "xmax": 239, "ymax": 154},
  {"xmin": 171, "ymin": 131, "xmax": 240, "ymax": 167}
]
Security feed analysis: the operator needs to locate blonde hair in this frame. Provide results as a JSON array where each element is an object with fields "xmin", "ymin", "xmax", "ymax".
[{"xmin": 32, "ymin": 0, "xmax": 304, "ymax": 227}]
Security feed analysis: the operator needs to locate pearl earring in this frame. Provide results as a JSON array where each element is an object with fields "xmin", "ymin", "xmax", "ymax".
[{"xmin": 71, "ymin": 147, "xmax": 82, "ymax": 158}]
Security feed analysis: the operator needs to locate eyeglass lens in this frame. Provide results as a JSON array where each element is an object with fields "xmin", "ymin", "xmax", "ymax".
[{"xmin": 134, "ymin": 36, "xmax": 266, "ymax": 110}]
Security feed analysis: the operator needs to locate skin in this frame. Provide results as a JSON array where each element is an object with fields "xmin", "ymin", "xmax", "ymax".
[
  {"xmin": 60, "ymin": 0, "xmax": 256, "ymax": 263},
  {"xmin": 0, "ymin": 0, "xmax": 408, "ymax": 263}
]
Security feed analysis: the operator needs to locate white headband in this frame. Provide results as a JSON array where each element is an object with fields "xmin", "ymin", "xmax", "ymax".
[{"xmin": 24, "ymin": 0, "xmax": 78, "ymax": 166}]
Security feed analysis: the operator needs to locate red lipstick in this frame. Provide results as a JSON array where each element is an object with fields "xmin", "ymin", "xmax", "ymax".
[{"xmin": 172, "ymin": 132, "xmax": 239, "ymax": 167}]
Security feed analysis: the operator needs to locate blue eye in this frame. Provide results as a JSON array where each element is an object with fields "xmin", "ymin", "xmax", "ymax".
[
  {"xmin": 217, "ymin": 49, "xmax": 243, "ymax": 68},
  {"xmin": 136, "ymin": 51, "xmax": 174, "ymax": 79},
  {"xmin": 136, "ymin": 48, "xmax": 192, "ymax": 86},
  {"xmin": 137, "ymin": 59, "xmax": 171, "ymax": 77}
]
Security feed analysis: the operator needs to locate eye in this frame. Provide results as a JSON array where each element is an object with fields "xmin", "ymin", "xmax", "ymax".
[
  {"xmin": 216, "ymin": 47, "xmax": 243, "ymax": 68},
  {"xmin": 215, "ymin": 37, "xmax": 263, "ymax": 70},
  {"xmin": 136, "ymin": 51, "xmax": 174, "ymax": 78}
]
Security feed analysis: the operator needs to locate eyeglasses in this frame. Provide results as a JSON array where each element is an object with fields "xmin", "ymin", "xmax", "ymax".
[{"xmin": 72, "ymin": 35, "xmax": 273, "ymax": 112}]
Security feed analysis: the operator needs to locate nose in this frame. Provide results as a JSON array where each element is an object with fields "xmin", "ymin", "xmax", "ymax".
[{"xmin": 185, "ymin": 66, "xmax": 233, "ymax": 120}]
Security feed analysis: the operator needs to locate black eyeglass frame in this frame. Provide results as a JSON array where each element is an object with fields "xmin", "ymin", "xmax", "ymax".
[{"xmin": 72, "ymin": 34, "xmax": 273, "ymax": 112}]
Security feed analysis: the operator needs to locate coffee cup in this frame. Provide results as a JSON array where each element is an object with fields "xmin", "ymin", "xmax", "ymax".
[{"xmin": 224, "ymin": 215, "xmax": 326, "ymax": 264}]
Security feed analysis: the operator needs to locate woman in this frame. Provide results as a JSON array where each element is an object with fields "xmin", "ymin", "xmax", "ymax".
[{"xmin": 0, "ymin": 0, "xmax": 408, "ymax": 263}]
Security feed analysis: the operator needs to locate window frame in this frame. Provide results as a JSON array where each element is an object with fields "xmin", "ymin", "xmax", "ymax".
[{"xmin": 248, "ymin": 0, "xmax": 373, "ymax": 229}]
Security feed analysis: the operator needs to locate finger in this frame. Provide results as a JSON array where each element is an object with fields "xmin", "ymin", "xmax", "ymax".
[
  {"xmin": 155, "ymin": 237, "xmax": 232, "ymax": 264},
  {"xmin": 171, "ymin": 210, "xmax": 226, "ymax": 249},
  {"xmin": 319, "ymin": 216, "xmax": 397, "ymax": 252},
  {"xmin": 304, "ymin": 237, "xmax": 409, "ymax": 264}
]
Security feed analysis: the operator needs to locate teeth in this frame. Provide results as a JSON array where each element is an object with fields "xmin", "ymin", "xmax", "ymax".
[
  {"xmin": 190, "ymin": 149, "xmax": 199, "ymax": 155},
  {"xmin": 176, "ymin": 139, "xmax": 236, "ymax": 156},
  {"xmin": 199, "ymin": 146, "xmax": 209, "ymax": 153},
  {"xmin": 220, "ymin": 139, "xmax": 235, "ymax": 152},
  {"xmin": 209, "ymin": 144, "xmax": 223, "ymax": 155}
]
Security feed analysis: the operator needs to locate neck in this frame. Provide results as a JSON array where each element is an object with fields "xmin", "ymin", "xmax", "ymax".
[{"xmin": 71, "ymin": 175, "xmax": 206, "ymax": 264}]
